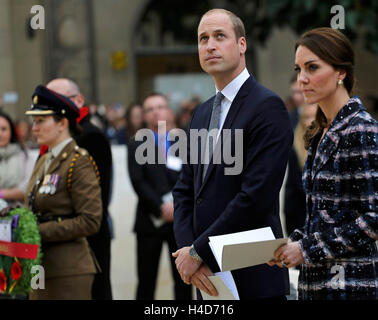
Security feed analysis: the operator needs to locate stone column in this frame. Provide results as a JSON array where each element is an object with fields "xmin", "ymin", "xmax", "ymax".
[{"xmin": 0, "ymin": 0, "xmax": 16, "ymax": 117}]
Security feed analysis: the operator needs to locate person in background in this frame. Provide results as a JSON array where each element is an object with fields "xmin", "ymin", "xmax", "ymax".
[
  {"xmin": 287, "ymin": 74, "xmax": 306, "ymax": 129},
  {"xmin": 0, "ymin": 110, "xmax": 35, "ymax": 209},
  {"xmin": 25, "ymin": 85, "xmax": 102, "ymax": 299},
  {"xmin": 88, "ymin": 103, "xmax": 107, "ymax": 131},
  {"xmin": 127, "ymin": 92, "xmax": 192, "ymax": 300},
  {"xmin": 177, "ymin": 97, "xmax": 201, "ymax": 131},
  {"xmin": 284, "ymin": 103, "xmax": 317, "ymax": 236},
  {"xmin": 104, "ymin": 104, "xmax": 125, "ymax": 144},
  {"xmin": 122, "ymin": 102, "xmax": 144, "ymax": 145},
  {"xmin": 15, "ymin": 118, "xmax": 39, "ymax": 149},
  {"xmin": 269, "ymin": 27, "xmax": 378, "ymax": 300},
  {"xmin": 46, "ymin": 78, "xmax": 113, "ymax": 300}
]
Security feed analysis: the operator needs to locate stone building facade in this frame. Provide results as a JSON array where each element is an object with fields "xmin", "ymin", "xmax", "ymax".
[{"xmin": 0, "ymin": 0, "xmax": 376, "ymax": 119}]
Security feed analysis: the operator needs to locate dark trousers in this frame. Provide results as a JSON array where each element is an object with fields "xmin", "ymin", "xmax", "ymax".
[
  {"xmin": 87, "ymin": 221, "xmax": 113, "ymax": 300},
  {"xmin": 136, "ymin": 228, "xmax": 192, "ymax": 300}
]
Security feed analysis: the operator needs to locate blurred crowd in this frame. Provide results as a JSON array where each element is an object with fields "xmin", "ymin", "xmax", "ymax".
[
  {"xmin": 62, "ymin": 96, "xmax": 202, "ymax": 146},
  {"xmin": 3, "ymin": 88, "xmax": 376, "ymax": 153},
  {"xmin": 0, "ymin": 74, "xmax": 376, "ymax": 300}
]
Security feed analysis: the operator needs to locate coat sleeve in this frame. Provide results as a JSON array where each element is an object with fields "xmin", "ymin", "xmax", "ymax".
[
  {"xmin": 193, "ymin": 97, "xmax": 293, "ymax": 270},
  {"xmin": 299, "ymin": 124, "xmax": 378, "ymax": 264},
  {"xmin": 127, "ymin": 139, "xmax": 163, "ymax": 217},
  {"xmin": 172, "ymin": 123, "xmax": 196, "ymax": 248},
  {"xmin": 78, "ymin": 130, "xmax": 112, "ymax": 211},
  {"xmin": 284, "ymin": 149, "xmax": 307, "ymax": 236},
  {"xmin": 38, "ymin": 154, "xmax": 102, "ymax": 242}
]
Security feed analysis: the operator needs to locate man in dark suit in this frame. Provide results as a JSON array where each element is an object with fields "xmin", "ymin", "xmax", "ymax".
[
  {"xmin": 127, "ymin": 93, "xmax": 192, "ymax": 300},
  {"xmin": 172, "ymin": 9, "xmax": 293, "ymax": 300},
  {"xmin": 46, "ymin": 79, "xmax": 113, "ymax": 300}
]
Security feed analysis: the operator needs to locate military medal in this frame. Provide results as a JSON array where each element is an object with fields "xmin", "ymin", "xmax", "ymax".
[
  {"xmin": 47, "ymin": 175, "xmax": 53, "ymax": 194},
  {"xmin": 49, "ymin": 174, "xmax": 61, "ymax": 194},
  {"xmin": 39, "ymin": 175, "xmax": 50, "ymax": 194}
]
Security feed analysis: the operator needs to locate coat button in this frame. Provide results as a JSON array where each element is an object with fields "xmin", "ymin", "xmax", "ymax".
[{"xmin": 196, "ymin": 198, "xmax": 202, "ymax": 205}]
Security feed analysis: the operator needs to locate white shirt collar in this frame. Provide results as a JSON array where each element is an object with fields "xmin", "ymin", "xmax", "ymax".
[
  {"xmin": 50, "ymin": 137, "xmax": 73, "ymax": 158},
  {"xmin": 216, "ymin": 68, "xmax": 250, "ymax": 103}
]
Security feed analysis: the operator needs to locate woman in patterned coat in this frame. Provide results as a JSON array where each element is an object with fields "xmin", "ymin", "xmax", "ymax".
[{"xmin": 269, "ymin": 28, "xmax": 377, "ymax": 299}]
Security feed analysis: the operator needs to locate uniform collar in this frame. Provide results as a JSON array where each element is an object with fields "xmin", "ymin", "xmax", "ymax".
[{"xmin": 50, "ymin": 137, "xmax": 73, "ymax": 158}]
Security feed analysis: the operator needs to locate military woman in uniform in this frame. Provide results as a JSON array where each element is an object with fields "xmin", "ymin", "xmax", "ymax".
[{"xmin": 25, "ymin": 85, "xmax": 102, "ymax": 300}]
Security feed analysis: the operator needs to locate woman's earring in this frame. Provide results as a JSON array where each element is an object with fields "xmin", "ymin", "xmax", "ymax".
[{"xmin": 338, "ymin": 79, "xmax": 343, "ymax": 86}]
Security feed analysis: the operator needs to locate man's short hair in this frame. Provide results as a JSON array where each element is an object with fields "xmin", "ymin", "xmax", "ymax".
[
  {"xmin": 142, "ymin": 92, "xmax": 168, "ymax": 105},
  {"xmin": 200, "ymin": 9, "xmax": 246, "ymax": 40}
]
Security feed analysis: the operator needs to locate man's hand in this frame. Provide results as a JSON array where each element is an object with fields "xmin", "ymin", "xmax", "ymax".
[
  {"xmin": 191, "ymin": 264, "xmax": 218, "ymax": 297},
  {"xmin": 172, "ymin": 246, "xmax": 202, "ymax": 284},
  {"xmin": 161, "ymin": 202, "xmax": 174, "ymax": 222}
]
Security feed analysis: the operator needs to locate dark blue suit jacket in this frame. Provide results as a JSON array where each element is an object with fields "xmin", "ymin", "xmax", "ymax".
[{"xmin": 173, "ymin": 75, "xmax": 293, "ymax": 299}]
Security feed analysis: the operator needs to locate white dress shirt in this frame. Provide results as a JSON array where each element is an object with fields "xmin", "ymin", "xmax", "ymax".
[
  {"xmin": 45, "ymin": 137, "xmax": 73, "ymax": 174},
  {"xmin": 216, "ymin": 68, "xmax": 250, "ymax": 133}
]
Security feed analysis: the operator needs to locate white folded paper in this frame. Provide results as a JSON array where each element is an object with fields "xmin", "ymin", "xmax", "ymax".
[
  {"xmin": 200, "ymin": 271, "xmax": 239, "ymax": 300},
  {"xmin": 209, "ymin": 227, "xmax": 288, "ymax": 271}
]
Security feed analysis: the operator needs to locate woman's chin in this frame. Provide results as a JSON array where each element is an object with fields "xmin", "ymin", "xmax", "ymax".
[{"xmin": 304, "ymin": 96, "xmax": 319, "ymax": 105}]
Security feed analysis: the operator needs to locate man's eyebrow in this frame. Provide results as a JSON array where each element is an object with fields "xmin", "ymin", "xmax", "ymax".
[
  {"xmin": 198, "ymin": 31, "xmax": 207, "ymax": 38},
  {"xmin": 198, "ymin": 28, "xmax": 226, "ymax": 38}
]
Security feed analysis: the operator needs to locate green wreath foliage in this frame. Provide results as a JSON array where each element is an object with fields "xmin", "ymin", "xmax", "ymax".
[{"xmin": 0, "ymin": 207, "xmax": 42, "ymax": 296}]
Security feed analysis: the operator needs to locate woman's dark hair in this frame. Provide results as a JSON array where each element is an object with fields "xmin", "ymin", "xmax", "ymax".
[
  {"xmin": 52, "ymin": 114, "xmax": 82, "ymax": 137},
  {"xmin": 295, "ymin": 27, "xmax": 355, "ymax": 149},
  {"xmin": 0, "ymin": 110, "xmax": 18, "ymax": 144},
  {"xmin": 0, "ymin": 110, "xmax": 27, "ymax": 155},
  {"xmin": 125, "ymin": 102, "xmax": 144, "ymax": 138}
]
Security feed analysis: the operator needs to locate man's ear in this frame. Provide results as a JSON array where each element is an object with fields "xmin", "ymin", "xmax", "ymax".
[
  {"xmin": 75, "ymin": 94, "xmax": 85, "ymax": 108},
  {"xmin": 238, "ymin": 37, "xmax": 247, "ymax": 55}
]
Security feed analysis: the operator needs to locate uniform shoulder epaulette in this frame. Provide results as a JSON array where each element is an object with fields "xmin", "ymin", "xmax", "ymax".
[
  {"xmin": 67, "ymin": 147, "xmax": 100, "ymax": 192},
  {"xmin": 74, "ymin": 145, "xmax": 88, "ymax": 156}
]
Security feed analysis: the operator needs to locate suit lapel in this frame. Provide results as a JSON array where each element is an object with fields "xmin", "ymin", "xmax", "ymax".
[
  {"xmin": 220, "ymin": 76, "xmax": 254, "ymax": 131},
  {"xmin": 197, "ymin": 76, "xmax": 255, "ymax": 195}
]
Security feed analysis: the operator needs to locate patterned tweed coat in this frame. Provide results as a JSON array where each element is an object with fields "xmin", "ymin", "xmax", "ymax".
[{"xmin": 290, "ymin": 97, "xmax": 378, "ymax": 300}]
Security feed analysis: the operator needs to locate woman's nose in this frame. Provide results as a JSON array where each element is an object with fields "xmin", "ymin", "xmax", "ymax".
[{"xmin": 297, "ymin": 71, "xmax": 308, "ymax": 84}]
